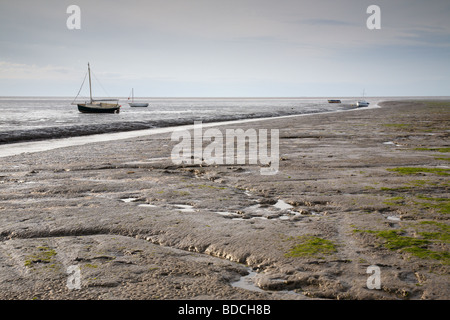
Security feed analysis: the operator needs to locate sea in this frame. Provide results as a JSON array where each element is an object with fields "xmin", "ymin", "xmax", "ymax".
[
  {"xmin": 0, "ymin": 96, "xmax": 386, "ymax": 145},
  {"xmin": 1, "ymin": 95, "xmax": 448, "ymax": 149}
]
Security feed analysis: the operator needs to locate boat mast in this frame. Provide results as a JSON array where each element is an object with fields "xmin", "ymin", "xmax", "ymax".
[
  {"xmin": 132, "ymin": 88, "xmax": 134, "ymax": 102},
  {"xmin": 88, "ymin": 63, "xmax": 93, "ymax": 103}
]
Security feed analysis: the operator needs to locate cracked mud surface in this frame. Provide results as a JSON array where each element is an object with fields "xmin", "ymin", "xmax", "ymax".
[{"xmin": 0, "ymin": 100, "xmax": 449, "ymax": 299}]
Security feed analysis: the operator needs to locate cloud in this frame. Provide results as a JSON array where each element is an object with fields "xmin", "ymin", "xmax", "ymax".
[
  {"xmin": 0, "ymin": 61, "xmax": 78, "ymax": 80},
  {"xmin": 300, "ymin": 18, "xmax": 357, "ymax": 27},
  {"xmin": 397, "ymin": 28, "xmax": 450, "ymax": 47}
]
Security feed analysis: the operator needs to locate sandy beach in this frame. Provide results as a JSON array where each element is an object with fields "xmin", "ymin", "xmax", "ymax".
[{"xmin": 0, "ymin": 100, "xmax": 448, "ymax": 300}]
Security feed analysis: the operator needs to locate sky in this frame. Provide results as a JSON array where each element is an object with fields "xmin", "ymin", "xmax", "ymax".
[{"xmin": 0, "ymin": 0, "xmax": 449, "ymax": 97}]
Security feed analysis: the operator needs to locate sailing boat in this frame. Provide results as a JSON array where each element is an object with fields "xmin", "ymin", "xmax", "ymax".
[
  {"xmin": 356, "ymin": 89, "xmax": 370, "ymax": 107},
  {"xmin": 74, "ymin": 63, "xmax": 121, "ymax": 114},
  {"xmin": 128, "ymin": 88, "xmax": 148, "ymax": 107}
]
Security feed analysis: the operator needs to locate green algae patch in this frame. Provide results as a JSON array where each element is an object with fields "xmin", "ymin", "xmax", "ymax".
[
  {"xmin": 407, "ymin": 179, "xmax": 438, "ymax": 187},
  {"xmin": 387, "ymin": 167, "xmax": 450, "ymax": 176},
  {"xmin": 414, "ymin": 195, "xmax": 450, "ymax": 215},
  {"xmin": 415, "ymin": 221, "xmax": 450, "ymax": 242},
  {"xmin": 380, "ymin": 186, "xmax": 411, "ymax": 192},
  {"xmin": 374, "ymin": 230, "xmax": 429, "ymax": 250},
  {"xmin": 24, "ymin": 246, "xmax": 57, "ymax": 268},
  {"xmin": 414, "ymin": 147, "xmax": 450, "ymax": 153},
  {"xmin": 285, "ymin": 236, "xmax": 337, "ymax": 259},
  {"xmin": 354, "ymin": 228, "xmax": 450, "ymax": 264},
  {"xmin": 382, "ymin": 124, "xmax": 411, "ymax": 129},
  {"xmin": 380, "ymin": 180, "xmax": 442, "ymax": 192},
  {"xmin": 383, "ymin": 196, "xmax": 405, "ymax": 206}
]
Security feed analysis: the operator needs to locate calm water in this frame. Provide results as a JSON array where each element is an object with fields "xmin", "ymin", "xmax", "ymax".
[{"xmin": 0, "ymin": 96, "xmax": 412, "ymax": 144}]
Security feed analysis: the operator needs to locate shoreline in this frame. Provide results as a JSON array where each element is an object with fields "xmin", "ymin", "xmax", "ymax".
[
  {"xmin": 0, "ymin": 99, "xmax": 448, "ymax": 300},
  {"xmin": 0, "ymin": 102, "xmax": 381, "ymax": 158}
]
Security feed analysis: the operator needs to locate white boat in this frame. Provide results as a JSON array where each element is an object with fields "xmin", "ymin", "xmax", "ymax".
[
  {"xmin": 128, "ymin": 88, "xmax": 148, "ymax": 107},
  {"xmin": 356, "ymin": 89, "xmax": 370, "ymax": 107},
  {"xmin": 357, "ymin": 100, "xmax": 370, "ymax": 107}
]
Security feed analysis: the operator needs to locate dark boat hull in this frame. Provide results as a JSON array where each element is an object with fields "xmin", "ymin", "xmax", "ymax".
[{"xmin": 77, "ymin": 104, "xmax": 120, "ymax": 114}]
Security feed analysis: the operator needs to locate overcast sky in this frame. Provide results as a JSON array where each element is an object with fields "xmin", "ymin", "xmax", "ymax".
[{"xmin": 0, "ymin": 0, "xmax": 449, "ymax": 97}]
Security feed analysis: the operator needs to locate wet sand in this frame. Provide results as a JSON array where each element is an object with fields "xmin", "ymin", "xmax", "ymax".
[{"xmin": 0, "ymin": 100, "xmax": 448, "ymax": 300}]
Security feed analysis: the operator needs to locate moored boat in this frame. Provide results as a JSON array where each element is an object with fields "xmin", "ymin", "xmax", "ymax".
[
  {"xmin": 73, "ymin": 63, "xmax": 121, "ymax": 114},
  {"xmin": 328, "ymin": 99, "xmax": 341, "ymax": 103},
  {"xmin": 129, "ymin": 102, "xmax": 149, "ymax": 107},
  {"xmin": 356, "ymin": 89, "xmax": 370, "ymax": 107},
  {"xmin": 356, "ymin": 100, "xmax": 370, "ymax": 107},
  {"xmin": 128, "ymin": 88, "xmax": 148, "ymax": 107}
]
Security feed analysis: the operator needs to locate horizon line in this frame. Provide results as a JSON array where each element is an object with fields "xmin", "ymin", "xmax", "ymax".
[{"xmin": 1, "ymin": 95, "xmax": 450, "ymax": 99}]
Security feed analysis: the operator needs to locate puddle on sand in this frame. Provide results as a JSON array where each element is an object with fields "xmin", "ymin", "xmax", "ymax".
[
  {"xmin": 121, "ymin": 200, "xmax": 194, "ymax": 212},
  {"xmin": 174, "ymin": 204, "xmax": 195, "ymax": 212},
  {"xmin": 120, "ymin": 198, "xmax": 139, "ymax": 203},
  {"xmin": 215, "ymin": 199, "xmax": 304, "ymax": 221},
  {"xmin": 138, "ymin": 204, "xmax": 158, "ymax": 208},
  {"xmin": 123, "ymin": 157, "xmax": 168, "ymax": 166},
  {"xmin": 216, "ymin": 211, "xmax": 238, "ymax": 217},
  {"xmin": 273, "ymin": 200, "xmax": 293, "ymax": 210},
  {"xmin": 231, "ymin": 269, "xmax": 265, "ymax": 293},
  {"xmin": 383, "ymin": 141, "xmax": 402, "ymax": 147},
  {"xmin": 231, "ymin": 268, "xmax": 307, "ymax": 298}
]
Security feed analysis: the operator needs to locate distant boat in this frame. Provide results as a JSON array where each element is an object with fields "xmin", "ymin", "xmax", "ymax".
[
  {"xmin": 128, "ymin": 88, "xmax": 148, "ymax": 107},
  {"xmin": 356, "ymin": 101, "xmax": 370, "ymax": 107},
  {"xmin": 73, "ymin": 63, "xmax": 121, "ymax": 114},
  {"xmin": 328, "ymin": 99, "xmax": 341, "ymax": 103},
  {"xmin": 356, "ymin": 89, "xmax": 370, "ymax": 107}
]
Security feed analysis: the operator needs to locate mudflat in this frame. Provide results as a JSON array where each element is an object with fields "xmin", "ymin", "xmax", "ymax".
[{"xmin": 0, "ymin": 100, "xmax": 448, "ymax": 300}]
